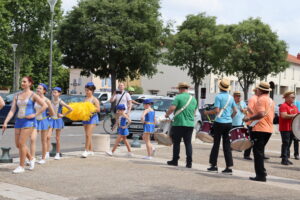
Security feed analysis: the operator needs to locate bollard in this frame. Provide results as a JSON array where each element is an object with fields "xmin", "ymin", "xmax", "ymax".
[
  {"xmin": 50, "ymin": 143, "xmax": 62, "ymax": 157},
  {"xmin": 92, "ymin": 134, "xmax": 110, "ymax": 152},
  {"xmin": 0, "ymin": 147, "xmax": 13, "ymax": 163},
  {"xmin": 131, "ymin": 135, "xmax": 141, "ymax": 148}
]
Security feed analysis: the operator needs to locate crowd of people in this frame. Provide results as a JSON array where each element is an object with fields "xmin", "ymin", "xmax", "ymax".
[{"xmin": 0, "ymin": 76, "xmax": 299, "ymax": 183}]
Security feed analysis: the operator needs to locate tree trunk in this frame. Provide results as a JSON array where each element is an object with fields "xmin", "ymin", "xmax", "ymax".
[
  {"xmin": 194, "ymin": 82, "xmax": 200, "ymax": 103},
  {"xmin": 243, "ymin": 83, "xmax": 249, "ymax": 101},
  {"xmin": 111, "ymin": 70, "xmax": 117, "ymax": 109},
  {"xmin": 15, "ymin": 56, "xmax": 21, "ymax": 91}
]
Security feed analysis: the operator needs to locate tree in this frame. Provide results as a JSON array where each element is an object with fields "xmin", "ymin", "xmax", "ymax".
[
  {"xmin": 218, "ymin": 18, "xmax": 289, "ymax": 100},
  {"xmin": 164, "ymin": 13, "xmax": 222, "ymax": 102},
  {"xmin": 2, "ymin": 0, "xmax": 65, "ymax": 91},
  {"xmin": 57, "ymin": 0, "xmax": 164, "ymax": 95}
]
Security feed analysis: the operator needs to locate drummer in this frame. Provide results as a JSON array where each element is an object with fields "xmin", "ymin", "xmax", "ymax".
[
  {"xmin": 244, "ymin": 81, "xmax": 274, "ymax": 182},
  {"xmin": 279, "ymin": 91, "xmax": 298, "ymax": 165},
  {"xmin": 291, "ymin": 98, "xmax": 300, "ymax": 160},
  {"xmin": 204, "ymin": 78, "xmax": 237, "ymax": 174},
  {"xmin": 232, "ymin": 91, "xmax": 247, "ymax": 128}
]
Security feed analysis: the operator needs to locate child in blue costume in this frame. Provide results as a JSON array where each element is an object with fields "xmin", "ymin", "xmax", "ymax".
[
  {"xmin": 106, "ymin": 104, "xmax": 132, "ymax": 157},
  {"xmin": 48, "ymin": 87, "xmax": 73, "ymax": 160},
  {"xmin": 141, "ymin": 99, "xmax": 156, "ymax": 160},
  {"xmin": 2, "ymin": 76, "xmax": 47, "ymax": 174},
  {"xmin": 34, "ymin": 83, "xmax": 55, "ymax": 164},
  {"xmin": 81, "ymin": 82, "xmax": 100, "ymax": 158}
]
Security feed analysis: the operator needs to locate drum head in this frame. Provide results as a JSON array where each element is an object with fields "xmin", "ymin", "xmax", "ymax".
[
  {"xmin": 292, "ymin": 114, "xmax": 300, "ymax": 140},
  {"xmin": 196, "ymin": 132, "xmax": 214, "ymax": 143},
  {"xmin": 231, "ymin": 139, "xmax": 252, "ymax": 152},
  {"xmin": 154, "ymin": 133, "xmax": 172, "ymax": 146}
]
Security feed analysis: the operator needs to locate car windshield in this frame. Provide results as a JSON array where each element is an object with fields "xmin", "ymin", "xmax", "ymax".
[
  {"xmin": 60, "ymin": 95, "xmax": 85, "ymax": 103},
  {"xmin": 135, "ymin": 99, "xmax": 173, "ymax": 111}
]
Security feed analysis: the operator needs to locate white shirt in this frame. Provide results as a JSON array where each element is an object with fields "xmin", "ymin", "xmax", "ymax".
[{"xmin": 112, "ymin": 92, "xmax": 132, "ymax": 112}]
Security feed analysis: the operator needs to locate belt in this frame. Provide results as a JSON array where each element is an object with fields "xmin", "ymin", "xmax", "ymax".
[
  {"xmin": 145, "ymin": 122, "xmax": 155, "ymax": 125},
  {"xmin": 37, "ymin": 117, "xmax": 48, "ymax": 121}
]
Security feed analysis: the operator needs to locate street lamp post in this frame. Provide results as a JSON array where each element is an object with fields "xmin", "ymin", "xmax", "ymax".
[
  {"xmin": 12, "ymin": 44, "xmax": 18, "ymax": 92},
  {"xmin": 47, "ymin": 0, "xmax": 57, "ymax": 94}
]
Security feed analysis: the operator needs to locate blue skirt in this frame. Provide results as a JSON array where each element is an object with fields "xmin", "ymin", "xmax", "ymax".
[
  {"xmin": 50, "ymin": 118, "xmax": 64, "ymax": 129},
  {"xmin": 118, "ymin": 127, "xmax": 129, "ymax": 136},
  {"xmin": 144, "ymin": 124, "xmax": 155, "ymax": 133},
  {"xmin": 15, "ymin": 118, "xmax": 36, "ymax": 129},
  {"xmin": 36, "ymin": 118, "xmax": 50, "ymax": 130},
  {"xmin": 83, "ymin": 114, "xmax": 99, "ymax": 125}
]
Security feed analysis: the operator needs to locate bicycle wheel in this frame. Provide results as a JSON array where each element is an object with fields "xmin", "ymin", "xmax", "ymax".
[{"xmin": 103, "ymin": 115, "xmax": 117, "ymax": 134}]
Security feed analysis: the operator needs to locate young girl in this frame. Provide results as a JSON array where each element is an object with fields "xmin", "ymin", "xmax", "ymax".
[
  {"xmin": 48, "ymin": 87, "xmax": 73, "ymax": 160},
  {"xmin": 141, "ymin": 99, "xmax": 156, "ymax": 160},
  {"xmin": 2, "ymin": 76, "xmax": 47, "ymax": 173},
  {"xmin": 34, "ymin": 83, "xmax": 55, "ymax": 164},
  {"xmin": 106, "ymin": 104, "xmax": 132, "ymax": 157},
  {"xmin": 81, "ymin": 82, "xmax": 100, "ymax": 158}
]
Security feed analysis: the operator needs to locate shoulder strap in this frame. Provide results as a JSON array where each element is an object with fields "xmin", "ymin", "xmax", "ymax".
[
  {"xmin": 217, "ymin": 94, "xmax": 232, "ymax": 118},
  {"xmin": 174, "ymin": 95, "xmax": 193, "ymax": 118},
  {"xmin": 116, "ymin": 92, "xmax": 126, "ymax": 107}
]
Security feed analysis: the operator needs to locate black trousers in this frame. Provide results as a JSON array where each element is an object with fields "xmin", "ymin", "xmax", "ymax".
[
  {"xmin": 281, "ymin": 131, "xmax": 293, "ymax": 161},
  {"xmin": 288, "ymin": 133, "xmax": 299, "ymax": 157},
  {"xmin": 171, "ymin": 126, "xmax": 194, "ymax": 164},
  {"xmin": 209, "ymin": 122, "xmax": 233, "ymax": 167},
  {"xmin": 252, "ymin": 131, "xmax": 272, "ymax": 178},
  {"xmin": 243, "ymin": 126, "xmax": 253, "ymax": 157}
]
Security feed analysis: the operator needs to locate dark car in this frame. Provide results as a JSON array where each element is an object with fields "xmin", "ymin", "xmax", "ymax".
[{"xmin": 0, "ymin": 93, "xmax": 19, "ymax": 124}]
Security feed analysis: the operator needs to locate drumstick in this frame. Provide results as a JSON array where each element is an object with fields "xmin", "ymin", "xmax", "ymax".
[{"xmin": 206, "ymin": 114, "xmax": 211, "ymax": 122}]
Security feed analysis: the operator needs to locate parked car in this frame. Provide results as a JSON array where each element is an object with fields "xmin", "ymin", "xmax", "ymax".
[
  {"xmin": 93, "ymin": 92, "xmax": 111, "ymax": 103},
  {"xmin": 60, "ymin": 95, "xmax": 86, "ymax": 125},
  {"xmin": 0, "ymin": 92, "xmax": 19, "ymax": 124},
  {"xmin": 128, "ymin": 96, "xmax": 202, "ymax": 138}
]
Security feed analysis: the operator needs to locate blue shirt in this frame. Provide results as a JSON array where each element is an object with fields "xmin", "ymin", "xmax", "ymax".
[
  {"xmin": 232, "ymin": 101, "xmax": 247, "ymax": 126},
  {"xmin": 214, "ymin": 92, "xmax": 236, "ymax": 123},
  {"xmin": 295, "ymin": 101, "xmax": 300, "ymax": 111}
]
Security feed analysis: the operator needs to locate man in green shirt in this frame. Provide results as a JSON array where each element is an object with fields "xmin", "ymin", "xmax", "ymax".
[{"xmin": 165, "ymin": 82, "xmax": 198, "ymax": 168}]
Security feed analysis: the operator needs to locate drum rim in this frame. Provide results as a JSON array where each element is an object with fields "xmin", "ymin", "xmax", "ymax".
[{"xmin": 229, "ymin": 127, "xmax": 248, "ymax": 133}]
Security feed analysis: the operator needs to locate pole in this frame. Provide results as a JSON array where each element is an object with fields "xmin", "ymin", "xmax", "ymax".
[
  {"xmin": 13, "ymin": 51, "xmax": 16, "ymax": 92},
  {"xmin": 48, "ymin": 11, "xmax": 54, "ymax": 94}
]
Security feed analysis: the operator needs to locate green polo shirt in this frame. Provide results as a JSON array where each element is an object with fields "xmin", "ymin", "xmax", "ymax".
[{"xmin": 172, "ymin": 93, "xmax": 197, "ymax": 127}]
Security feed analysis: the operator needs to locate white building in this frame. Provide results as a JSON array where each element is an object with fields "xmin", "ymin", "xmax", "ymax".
[{"xmin": 141, "ymin": 54, "xmax": 300, "ymax": 104}]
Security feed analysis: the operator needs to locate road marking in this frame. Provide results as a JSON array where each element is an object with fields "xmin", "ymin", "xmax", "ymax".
[{"xmin": 0, "ymin": 182, "xmax": 69, "ymax": 200}]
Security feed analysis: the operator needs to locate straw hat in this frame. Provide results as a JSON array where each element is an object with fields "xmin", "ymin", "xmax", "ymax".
[
  {"xmin": 283, "ymin": 91, "xmax": 295, "ymax": 98},
  {"xmin": 233, "ymin": 91, "xmax": 241, "ymax": 96},
  {"xmin": 218, "ymin": 78, "xmax": 231, "ymax": 91},
  {"xmin": 176, "ymin": 82, "xmax": 190, "ymax": 89},
  {"xmin": 257, "ymin": 82, "xmax": 272, "ymax": 92}
]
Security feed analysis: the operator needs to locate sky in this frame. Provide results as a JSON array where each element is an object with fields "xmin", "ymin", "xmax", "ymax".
[{"xmin": 62, "ymin": 0, "xmax": 300, "ymax": 55}]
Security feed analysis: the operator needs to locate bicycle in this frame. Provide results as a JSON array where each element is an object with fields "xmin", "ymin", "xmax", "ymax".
[{"xmin": 103, "ymin": 112, "xmax": 118, "ymax": 134}]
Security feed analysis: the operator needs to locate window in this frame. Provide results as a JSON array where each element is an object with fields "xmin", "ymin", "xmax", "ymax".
[
  {"xmin": 108, "ymin": 78, "xmax": 112, "ymax": 87},
  {"xmin": 101, "ymin": 79, "xmax": 105, "ymax": 87},
  {"xmin": 293, "ymin": 68, "xmax": 295, "ymax": 80},
  {"xmin": 280, "ymin": 86, "xmax": 288, "ymax": 95},
  {"xmin": 214, "ymin": 79, "xmax": 218, "ymax": 93}
]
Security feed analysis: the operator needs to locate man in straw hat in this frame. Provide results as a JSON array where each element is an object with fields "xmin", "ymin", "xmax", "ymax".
[
  {"xmin": 232, "ymin": 91, "xmax": 247, "ymax": 128},
  {"xmin": 279, "ymin": 91, "xmax": 299, "ymax": 165},
  {"xmin": 244, "ymin": 81, "xmax": 275, "ymax": 182},
  {"xmin": 165, "ymin": 82, "xmax": 197, "ymax": 168},
  {"xmin": 204, "ymin": 78, "xmax": 237, "ymax": 174}
]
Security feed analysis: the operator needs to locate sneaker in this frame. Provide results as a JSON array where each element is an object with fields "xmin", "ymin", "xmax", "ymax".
[
  {"xmin": 81, "ymin": 151, "xmax": 89, "ymax": 158},
  {"xmin": 127, "ymin": 152, "xmax": 133, "ymax": 157},
  {"xmin": 13, "ymin": 166, "xmax": 25, "ymax": 174},
  {"xmin": 249, "ymin": 176, "xmax": 266, "ymax": 182},
  {"xmin": 25, "ymin": 159, "xmax": 30, "ymax": 166},
  {"xmin": 142, "ymin": 156, "xmax": 152, "ymax": 160},
  {"xmin": 167, "ymin": 160, "xmax": 178, "ymax": 166},
  {"xmin": 281, "ymin": 160, "xmax": 289, "ymax": 165},
  {"xmin": 152, "ymin": 147, "xmax": 156, "ymax": 157},
  {"xmin": 207, "ymin": 166, "xmax": 218, "ymax": 172},
  {"xmin": 54, "ymin": 153, "xmax": 61, "ymax": 160},
  {"xmin": 222, "ymin": 168, "xmax": 232, "ymax": 175},
  {"xmin": 29, "ymin": 158, "xmax": 36, "ymax": 170},
  {"xmin": 287, "ymin": 160, "xmax": 293, "ymax": 165},
  {"xmin": 186, "ymin": 163, "xmax": 192, "ymax": 168},
  {"xmin": 38, "ymin": 159, "xmax": 46, "ymax": 165},
  {"xmin": 106, "ymin": 151, "xmax": 113, "ymax": 156},
  {"xmin": 244, "ymin": 156, "xmax": 252, "ymax": 160},
  {"xmin": 89, "ymin": 151, "xmax": 95, "ymax": 156},
  {"xmin": 45, "ymin": 152, "xmax": 50, "ymax": 160},
  {"xmin": 295, "ymin": 155, "xmax": 299, "ymax": 160}
]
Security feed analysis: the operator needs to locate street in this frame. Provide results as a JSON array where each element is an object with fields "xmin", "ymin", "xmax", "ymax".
[{"xmin": 0, "ymin": 124, "xmax": 300, "ymax": 200}]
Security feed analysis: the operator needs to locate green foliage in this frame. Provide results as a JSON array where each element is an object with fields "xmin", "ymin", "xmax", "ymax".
[
  {"xmin": 126, "ymin": 86, "xmax": 143, "ymax": 94},
  {"xmin": 218, "ymin": 18, "xmax": 289, "ymax": 99},
  {"xmin": 57, "ymin": 0, "xmax": 164, "ymax": 93},
  {"xmin": 164, "ymin": 13, "xmax": 221, "ymax": 101}
]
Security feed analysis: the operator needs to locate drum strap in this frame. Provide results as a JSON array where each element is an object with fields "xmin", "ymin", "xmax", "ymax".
[
  {"xmin": 216, "ymin": 95, "xmax": 232, "ymax": 119},
  {"xmin": 173, "ymin": 95, "xmax": 193, "ymax": 119},
  {"xmin": 249, "ymin": 98, "xmax": 273, "ymax": 127}
]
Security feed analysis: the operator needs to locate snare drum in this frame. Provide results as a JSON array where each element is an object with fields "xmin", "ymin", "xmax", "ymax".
[
  {"xmin": 154, "ymin": 119, "xmax": 173, "ymax": 146},
  {"xmin": 196, "ymin": 121, "xmax": 214, "ymax": 143},
  {"xmin": 292, "ymin": 114, "xmax": 300, "ymax": 140},
  {"xmin": 229, "ymin": 127, "xmax": 252, "ymax": 151}
]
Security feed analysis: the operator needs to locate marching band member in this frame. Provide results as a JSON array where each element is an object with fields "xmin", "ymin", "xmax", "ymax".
[
  {"xmin": 35, "ymin": 83, "xmax": 55, "ymax": 164},
  {"xmin": 2, "ymin": 76, "xmax": 47, "ymax": 173},
  {"xmin": 232, "ymin": 91, "xmax": 247, "ymax": 128},
  {"xmin": 106, "ymin": 104, "xmax": 133, "ymax": 157},
  {"xmin": 289, "ymin": 98, "xmax": 300, "ymax": 160},
  {"xmin": 48, "ymin": 87, "xmax": 73, "ymax": 160},
  {"xmin": 141, "ymin": 99, "xmax": 156, "ymax": 160},
  {"xmin": 81, "ymin": 82, "xmax": 100, "ymax": 158},
  {"xmin": 165, "ymin": 82, "xmax": 197, "ymax": 168},
  {"xmin": 0, "ymin": 96, "xmax": 5, "ymax": 110},
  {"xmin": 244, "ymin": 82, "xmax": 274, "ymax": 182},
  {"xmin": 205, "ymin": 78, "xmax": 237, "ymax": 174},
  {"xmin": 279, "ymin": 91, "xmax": 298, "ymax": 165}
]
